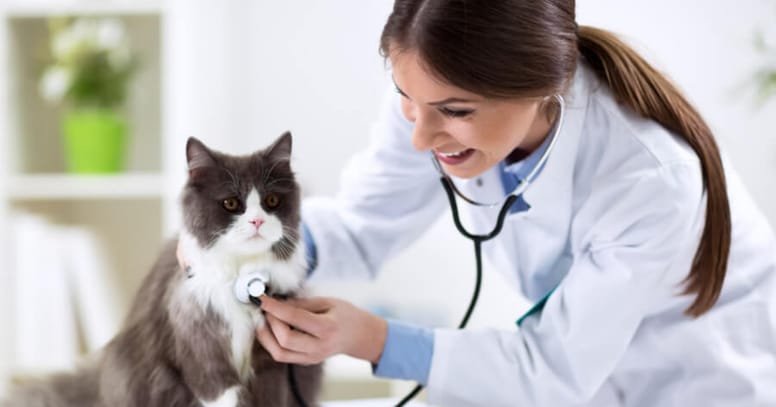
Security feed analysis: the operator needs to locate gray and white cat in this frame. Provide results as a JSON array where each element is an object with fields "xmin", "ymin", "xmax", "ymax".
[{"xmin": 2, "ymin": 132, "xmax": 323, "ymax": 407}]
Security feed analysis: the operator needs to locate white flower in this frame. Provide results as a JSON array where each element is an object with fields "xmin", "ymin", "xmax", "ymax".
[
  {"xmin": 52, "ymin": 18, "xmax": 98, "ymax": 61},
  {"xmin": 38, "ymin": 66, "xmax": 71, "ymax": 102},
  {"xmin": 39, "ymin": 16, "xmax": 137, "ymax": 107},
  {"xmin": 51, "ymin": 27, "xmax": 79, "ymax": 61},
  {"xmin": 96, "ymin": 18, "xmax": 126, "ymax": 50},
  {"xmin": 70, "ymin": 18, "xmax": 99, "ymax": 45}
]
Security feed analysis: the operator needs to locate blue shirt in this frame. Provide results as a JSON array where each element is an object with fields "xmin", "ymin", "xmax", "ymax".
[{"xmin": 303, "ymin": 135, "xmax": 552, "ymax": 384}]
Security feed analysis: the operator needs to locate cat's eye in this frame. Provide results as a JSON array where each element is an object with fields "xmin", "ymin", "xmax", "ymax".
[
  {"xmin": 222, "ymin": 198, "xmax": 241, "ymax": 212},
  {"xmin": 264, "ymin": 193, "xmax": 280, "ymax": 209}
]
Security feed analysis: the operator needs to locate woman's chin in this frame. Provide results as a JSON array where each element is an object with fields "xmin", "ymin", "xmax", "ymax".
[{"xmin": 442, "ymin": 162, "xmax": 486, "ymax": 180}]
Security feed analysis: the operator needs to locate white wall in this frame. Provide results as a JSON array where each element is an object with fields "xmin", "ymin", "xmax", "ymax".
[
  {"xmin": 578, "ymin": 0, "xmax": 776, "ymax": 224},
  {"xmin": 168, "ymin": 1, "xmax": 776, "ymax": 329},
  {"xmin": 0, "ymin": 2, "xmax": 11, "ymax": 395}
]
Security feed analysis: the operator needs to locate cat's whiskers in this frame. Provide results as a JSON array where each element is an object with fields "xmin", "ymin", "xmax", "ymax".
[{"xmin": 273, "ymin": 226, "xmax": 302, "ymax": 258}]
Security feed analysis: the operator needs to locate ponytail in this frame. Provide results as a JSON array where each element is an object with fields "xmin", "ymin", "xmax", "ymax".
[{"xmin": 576, "ymin": 26, "xmax": 731, "ymax": 317}]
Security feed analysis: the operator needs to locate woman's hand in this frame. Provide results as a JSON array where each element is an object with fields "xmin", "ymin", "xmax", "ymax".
[{"xmin": 257, "ymin": 296, "xmax": 388, "ymax": 366}]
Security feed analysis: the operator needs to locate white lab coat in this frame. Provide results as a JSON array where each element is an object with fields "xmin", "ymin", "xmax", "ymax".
[{"xmin": 302, "ymin": 62, "xmax": 776, "ymax": 406}]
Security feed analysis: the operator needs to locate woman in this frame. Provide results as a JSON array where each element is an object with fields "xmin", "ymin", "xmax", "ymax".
[{"xmin": 256, "ymin": 1, "xmax": 776, "ymax": 405}]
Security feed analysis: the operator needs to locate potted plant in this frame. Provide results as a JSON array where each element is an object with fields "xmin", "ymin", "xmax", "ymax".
[{"xmin": 38, "ymin": 17, "xmax": 137, "ymax": 174}]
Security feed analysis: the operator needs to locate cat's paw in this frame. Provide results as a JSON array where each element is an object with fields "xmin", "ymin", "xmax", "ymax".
[{"xmin": 200, "ymin": 386, "xmax": 240, "ymax": 407}]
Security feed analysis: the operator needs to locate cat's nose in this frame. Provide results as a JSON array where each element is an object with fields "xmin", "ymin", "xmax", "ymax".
[{"xmin": 250, "ymin": 218, "xmax": 265, "ymax": 230}]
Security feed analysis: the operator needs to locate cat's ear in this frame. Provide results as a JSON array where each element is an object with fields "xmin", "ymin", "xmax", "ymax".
[
  {"xmin": 186, "ymin": 137, "xmax": 217, "ymax": 180},
  {"xmin": 265, "ymin": 131, "xmax": 292, "ymax": 162}
]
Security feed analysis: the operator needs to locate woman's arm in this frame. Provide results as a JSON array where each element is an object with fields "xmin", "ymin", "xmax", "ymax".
[
  {"xmin": 302, "ymin": 85, "xmax": 446, "ymax": 281},
  {"xmin": 261, "ymin": 162, "xmax": 706, "ymax": 406}
]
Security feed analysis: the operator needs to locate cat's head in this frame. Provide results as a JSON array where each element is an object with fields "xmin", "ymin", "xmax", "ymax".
[{"xmin": 181, "ymin": 132, "xmax": 300, "ymax": 260}]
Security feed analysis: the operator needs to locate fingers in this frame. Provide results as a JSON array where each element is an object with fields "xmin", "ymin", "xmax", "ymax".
[
  {"xmin": 256, "ymin": 324, "xmax": 315, "ymax": 365},
  {"xmin": 260, "ymin": 296, "xmax": 331, "ymax": 336},
  {"xmin": 264, "ymin": 313, "xmax": 321, "ymax": 353}
]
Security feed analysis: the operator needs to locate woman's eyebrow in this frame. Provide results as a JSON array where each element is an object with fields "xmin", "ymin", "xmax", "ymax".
[
  {"xmin": 393, "ymin": 80, "xmax": 478, "ymax": 106},
  {"xmin": 427, "ymin": 97, "xmax": 476, "ymax": 106}
]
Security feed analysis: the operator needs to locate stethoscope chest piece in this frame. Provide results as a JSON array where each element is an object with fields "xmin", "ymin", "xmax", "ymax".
[{"xmin": 233, "ymin": 269, "xmax": 270, "ymax": 304}]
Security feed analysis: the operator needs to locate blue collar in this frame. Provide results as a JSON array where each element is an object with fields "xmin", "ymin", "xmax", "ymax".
[{"xmin": 498, "ymin": 124, "xmax": 556, "ymax": 214}]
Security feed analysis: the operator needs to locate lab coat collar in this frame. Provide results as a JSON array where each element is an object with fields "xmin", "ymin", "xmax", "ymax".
[{"xmin": 519, "ymin": 63, "xmax": 594, "ymax": 209}]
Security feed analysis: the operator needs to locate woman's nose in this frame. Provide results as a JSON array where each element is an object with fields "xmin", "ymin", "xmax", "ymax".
[
  {"xmin": 411, "ymin": 119, "xmax": 436, "ymax": 152},
  {"xmin": 400, "ymin": 97, "xmax": 416, "ymax": 123},
  {"xmin": 402, "ymin": 100, "xmax": 441, "ymax": 152}
]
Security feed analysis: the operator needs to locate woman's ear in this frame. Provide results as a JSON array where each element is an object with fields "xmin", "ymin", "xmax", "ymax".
[{"xmin": 540, "ymin": 94, "xmax": 561, "ymax": 123}]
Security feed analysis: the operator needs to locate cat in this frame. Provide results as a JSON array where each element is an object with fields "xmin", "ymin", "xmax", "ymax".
[{"xmin": 1, "ymin": 132, "xmax": 323, "ymax": 407}]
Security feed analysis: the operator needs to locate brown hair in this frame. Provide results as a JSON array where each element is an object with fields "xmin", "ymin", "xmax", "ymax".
[{"xmin": 380, "ymin": 0, "xmax": 730, "ymax": 317}]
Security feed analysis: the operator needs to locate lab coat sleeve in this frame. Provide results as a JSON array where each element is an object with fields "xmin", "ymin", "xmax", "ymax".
[
  {"xmin": 302, "ymin": 87, "xmax": 447, "ymax": 281},
  {"xmin": 427, "ymin": 163, "xmax": 705, "ymax": 406}
]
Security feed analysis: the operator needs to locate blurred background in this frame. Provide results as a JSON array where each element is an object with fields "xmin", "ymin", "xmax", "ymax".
[{"xmin": 0, "ymin": 0, "xmax": 773, "ymax": 401}]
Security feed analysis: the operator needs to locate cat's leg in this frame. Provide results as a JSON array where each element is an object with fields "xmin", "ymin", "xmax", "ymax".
[
  {"xmin": 242, "ymin": 343, "xmax": 322, "ymax": 407},
  {"xmin": 291, "ymin": 363, "xmax": 324, "ymax": 407},
  {"xmin": 172, "ymin": 314, "xmax": 243, "ymax": 407},
  {"xmin": 240, "ymin": 342, "xmax": 292, "ymax": 406}
]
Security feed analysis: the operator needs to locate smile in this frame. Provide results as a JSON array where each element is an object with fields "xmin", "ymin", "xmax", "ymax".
[{"xmin": 435, "ymin": 148, "xmax": 475, "ymax": 165}]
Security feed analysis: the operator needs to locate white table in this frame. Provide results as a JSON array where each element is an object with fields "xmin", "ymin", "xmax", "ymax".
[{"xmin": 323, "ymin": 399, "xmax": 428, "ymax": 407}]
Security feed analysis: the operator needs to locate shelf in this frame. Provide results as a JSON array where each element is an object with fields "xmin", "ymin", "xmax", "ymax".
[
  {"xmin": 6, "ymin": 173, "xmax": 165, "ymax": 200},
  {"xmin": 2, "ymin": 1, "xmax": 164, "ymax": 18}
]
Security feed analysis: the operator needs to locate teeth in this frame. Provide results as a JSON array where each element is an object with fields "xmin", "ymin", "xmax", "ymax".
[{"xmin": 439, "ymin": 149, "xmax": 468, "ymax": 158}]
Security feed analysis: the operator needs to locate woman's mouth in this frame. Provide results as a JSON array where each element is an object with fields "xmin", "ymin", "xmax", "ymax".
[{"xmin": 435, "ymin": 148, "xmax": 475, "ymax": 165}]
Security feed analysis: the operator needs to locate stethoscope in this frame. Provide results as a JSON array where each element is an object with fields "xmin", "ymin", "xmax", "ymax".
[
  {"xmin": 396, "ymin": 94, "xmax": 566, "ymax": 407},
  {"xmin": 233, "ymin": 270, "xmax": 310, "ymax": 407}
]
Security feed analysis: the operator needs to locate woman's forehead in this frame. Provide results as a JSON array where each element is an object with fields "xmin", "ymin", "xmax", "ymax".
[{"xmin": 390, "ymin": 49, "xmax": 485, "ymax": 103}]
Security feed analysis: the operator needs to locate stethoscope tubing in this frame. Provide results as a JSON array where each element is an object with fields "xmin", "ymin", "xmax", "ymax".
[
  {"xmin": 396, "ymin": 94, "xmax": 565, "ymax": 407},
  {"xmin": 394, "ymin": 181, "xmax": 516, "ymax": 407},
  {"xmin": 441, "ymin": 178, "xmax": 519, "ymax": 242}
]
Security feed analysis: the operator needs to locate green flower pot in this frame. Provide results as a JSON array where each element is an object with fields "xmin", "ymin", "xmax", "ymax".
[{"xmin": 62, "ymin": 109, "xmax": 128, "ymax": 174}]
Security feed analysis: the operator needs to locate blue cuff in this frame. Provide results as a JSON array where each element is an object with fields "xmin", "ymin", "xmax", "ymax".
[
  {"xmin": 373, "ymin": 320, "xmax": 434, "ymax": 385},
  {"xmin": 301, "ymin": 222, "xmax": 317, "ymax": 276}
]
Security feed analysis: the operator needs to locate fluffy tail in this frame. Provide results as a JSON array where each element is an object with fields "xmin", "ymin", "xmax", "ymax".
[{"xmin": 1, "ymin": 364, "xmax": 100, "ymax": 407}]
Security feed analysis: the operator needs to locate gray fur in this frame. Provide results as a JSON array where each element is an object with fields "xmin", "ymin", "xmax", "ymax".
[{"xmin": 1, "ymin": 132, "xmax": 322, "ymax": 407}]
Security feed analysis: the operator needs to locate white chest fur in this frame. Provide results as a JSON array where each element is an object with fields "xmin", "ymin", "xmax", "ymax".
[
  {"xmin": 176, "ymin": 231, "xmax": 307, "ymax": 379},
  {"xmin": 180, "ymin": 264, "xmax": 259, "ymax": 379}
]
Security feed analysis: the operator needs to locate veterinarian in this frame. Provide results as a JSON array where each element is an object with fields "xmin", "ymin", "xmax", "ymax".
[{"xmin": 256, "ymin": 1, "xmax": 776, "ymax": 405}]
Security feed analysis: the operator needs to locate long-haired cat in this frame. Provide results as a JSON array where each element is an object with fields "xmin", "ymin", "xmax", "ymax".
[{"xmin": 1, "ymin": 132, "xmax": 323, "ymax": 407}]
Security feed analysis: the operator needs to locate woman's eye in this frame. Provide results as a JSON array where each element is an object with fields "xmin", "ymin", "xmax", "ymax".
[
  {"xmin": 440, "ymin": 107, "xmax": 473, "ymax": 118},
  {"xmin": 264, "ymin": 193, "xmax": 280, "ymax": 209},
  {"xmin": 393, "ymin": 85, "xmax": 408, "ymax": 98},
  {"xmin": 222, "ymin": 198, "xmax": 241, "ymax": 212}
]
